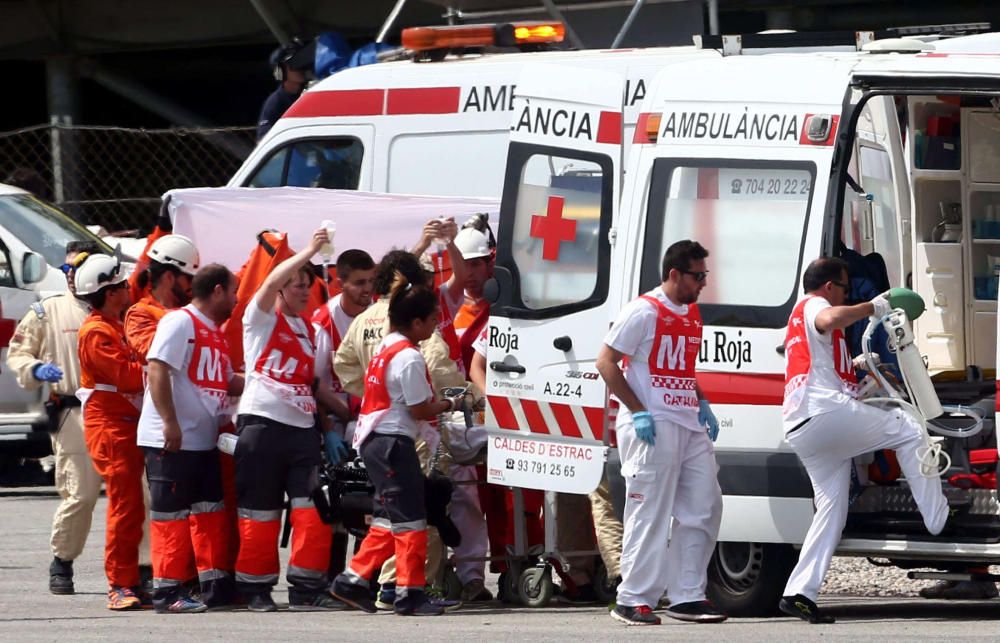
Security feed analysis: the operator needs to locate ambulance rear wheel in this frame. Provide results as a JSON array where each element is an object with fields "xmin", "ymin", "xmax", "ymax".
[
  {"xmin": 518, "ymin": 567, "xmax": 554, "ymax": 608},
  {"xmin": 706, "ymin": 542, "xmax": 796, "ymax": 617}
]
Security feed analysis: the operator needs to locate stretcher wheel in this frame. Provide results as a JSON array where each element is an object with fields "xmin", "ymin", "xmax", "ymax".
[
  {"xmin": 518, "ymin": 567, "xmax": 554, "ymax": 608},
  {"xmin": 593, "ymin": 561, "xmax": 620, "ymax": 604},
  {"xmin": 499, "ymin": 568, "xmax": 523, "ymax": 605},
  {"xmin": 441, "ymin": 564, "xmax": 462, "ymax": 600}
]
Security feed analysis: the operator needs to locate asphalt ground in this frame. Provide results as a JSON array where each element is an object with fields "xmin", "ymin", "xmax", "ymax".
[{"xmin": 2, "ymin": 488, "xmax": 999, "ymax": 641}]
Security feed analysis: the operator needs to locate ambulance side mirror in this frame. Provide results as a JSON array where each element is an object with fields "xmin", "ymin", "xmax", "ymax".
[{"xmin": 484, "ymin": 276, "xmax": 500, "ymax": 304}]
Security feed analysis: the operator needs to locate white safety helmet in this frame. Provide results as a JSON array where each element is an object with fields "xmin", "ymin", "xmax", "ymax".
[
  {"xmin": 74, "ymin": 254, "xmax": 127, "ymax": 296},
  {"xmin": 147, "ymin": 234, "xmax": 200, "ymax": 276},
  {"xmin": 454, "ymin": 228, "xmax": 491, "ymax": 260}
]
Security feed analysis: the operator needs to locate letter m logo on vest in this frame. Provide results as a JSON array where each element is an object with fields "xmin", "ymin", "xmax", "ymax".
[
  {"xmin": 196, "ymin": 346, "xmax": 225, "ymax": 384},
  {"xmin": 655, "ymin": 335, "xmax": 686, "ymax": 372},
  {"xmin": 260, "ymin": 349, "xmax": 299, "ymax": 381}
]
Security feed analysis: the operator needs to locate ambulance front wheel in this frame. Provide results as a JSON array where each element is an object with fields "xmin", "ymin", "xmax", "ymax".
[
  {"xmin": 518, "ymin": 567, "xmax": 554, "ymax": 608},
  {"xmin": 706, "ymin": 542, "xmax": 797, "ymax": 617}
]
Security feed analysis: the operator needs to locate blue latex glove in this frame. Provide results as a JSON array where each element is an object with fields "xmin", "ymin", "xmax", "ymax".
[
  {"xmin": 32, "ymin": 362, "xmax": 63, "ymax": 383},
  {"xmin": 632, "ymin": 411, "xmax": 655, "ymax": 445},
  {"xmin": 699, "ymin": 400, "xmax": 719, "ymax": 442},
  {"xmin": 324, "ymin": 431, "xmax": 349, "ymax": 465}
]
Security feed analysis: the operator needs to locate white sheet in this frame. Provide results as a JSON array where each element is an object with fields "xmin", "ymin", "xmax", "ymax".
[{"xmin": 164, "ymin": 186, "xmax": 500, "ymax": 270}]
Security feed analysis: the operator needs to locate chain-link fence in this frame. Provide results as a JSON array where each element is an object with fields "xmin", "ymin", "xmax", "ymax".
[{"xmin": 0, "ymin": 124, "xmax": 257, "ymax": 234}]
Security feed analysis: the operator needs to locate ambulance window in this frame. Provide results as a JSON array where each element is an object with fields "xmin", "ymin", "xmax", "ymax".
[
  {"xmin": 496, "ymin": 143, "xmax": 613, "ymax": 317},
  {"xmin": 245, "ymin": 138, "xmax": 364, "ymax": 189},
  {"xmin": 641, "ymin": 159, "xmax": 815, "ymax": 328},
  {"xmin": 858, "ymin": 146, "xmax": 901, "ymax": 287}
]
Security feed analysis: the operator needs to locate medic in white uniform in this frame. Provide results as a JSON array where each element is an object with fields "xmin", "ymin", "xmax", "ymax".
[
  {"xmin": 596, "ymin": 240, "xmax": 726, "ymax": 626},
  {"xmin": 777, "ymin": 256, "xmax": 948, "ymax": 624}
]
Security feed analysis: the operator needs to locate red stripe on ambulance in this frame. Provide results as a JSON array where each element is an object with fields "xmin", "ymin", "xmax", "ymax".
[
  {"xmin": 550, "ymin": 403, "xmax": 582, "ymax": 439},
  {"xmin": 518, "ymin": 399, "xmax": 551, "ymax": 435},
  {"xmin": 697, "ymin": 371, "xmax": 785, "ymax": 406},
  {"xmin": 283, "ymin": 89, "xmax": 385, "ymax": 118},
  {"xmin": 488, "ymin": 395, "xmax": 605, "ymax": 442},
  {"xmin": 596, "ymin": 111, "xmax": 622, "ymax": 144},
  {"xmin": 386, "ymin": 87, "xmax": 461, "ymax": 114},
  {"xmin": 488, "ymin": 395, "xmax": 519, "ymax": 430}
]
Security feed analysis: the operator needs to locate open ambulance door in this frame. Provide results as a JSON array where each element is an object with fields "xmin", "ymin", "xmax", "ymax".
[
  {"xmin": 484, "ymin": 63, "xmax": 624, "ymax": 494},
  {"xmin": 831, "ymin": 62, "xmax": 1000, "ymax": 378}
]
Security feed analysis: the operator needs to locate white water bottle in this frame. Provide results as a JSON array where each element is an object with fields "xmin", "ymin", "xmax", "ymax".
[
  {"xmin": 217, "ymin": 432, "xmax": 238, "ymax": 455},
  {"xmin": 319, "ymin": 219, "xmax": 336, "ymax": 259}
]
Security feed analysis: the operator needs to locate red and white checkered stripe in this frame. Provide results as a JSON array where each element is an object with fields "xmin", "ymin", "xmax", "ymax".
[{"xmin": 486, "ymin": 395, "xmax": 606, "ymax": 443}]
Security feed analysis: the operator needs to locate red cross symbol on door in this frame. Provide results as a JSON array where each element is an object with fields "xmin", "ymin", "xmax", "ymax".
[{"xmin": 530, "ymin": 195, "xmax": 577, "ymax": 262}]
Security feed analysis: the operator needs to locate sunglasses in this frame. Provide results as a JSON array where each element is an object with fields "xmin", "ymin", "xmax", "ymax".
[
  {"xmin": 680, "ymin": 269, "xmax": 709, "ymax": 283},
  {"xmin": 831, "ymin": 280, "xmax": 850, "ymax": 291}
]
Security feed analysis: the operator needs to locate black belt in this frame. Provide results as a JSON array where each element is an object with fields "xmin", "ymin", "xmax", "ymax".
[{"xmin": 787, "ymin": 417, "xmax": 811, "ymax": 434}]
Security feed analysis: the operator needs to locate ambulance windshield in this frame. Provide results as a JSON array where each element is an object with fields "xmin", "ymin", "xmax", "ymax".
[
  {"xmin": 643, "ymin": 161, "xmax": 815, "ymax": 326},
  {"xmin": 510, "ymin": 154, "xmax": 604, "ymax": 310}
]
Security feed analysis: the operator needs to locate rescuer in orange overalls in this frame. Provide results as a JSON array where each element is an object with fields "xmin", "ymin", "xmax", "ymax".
[
  {"xmin": 75, "ymin": 254, "xmax": 147, "ymax": 610},
  {"xmin": 124, "ymin": 234, "xmax": 200, "ymax": 360}
]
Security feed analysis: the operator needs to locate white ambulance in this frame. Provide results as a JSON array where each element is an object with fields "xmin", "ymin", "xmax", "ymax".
[
  {"xmin": 231, "ymin": 22, "xmax": 891, "ymax": 199},
  {"xmin": 483, "ymin": 36, "xmax": 1000, "ymax": 615}
]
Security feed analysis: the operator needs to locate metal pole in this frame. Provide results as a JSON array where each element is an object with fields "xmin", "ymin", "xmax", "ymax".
[
  {"xmin": 540, "ymin": 0, "xmax": 586, "ymax": 49},
  {"xmin": 45, "ymin": 56, "xmax": 79, "ymax": 217},
  {"xmin": 707, "ymin": 0, "xmax": 719, "ymax": 35},
  {"xmin": 248, "ymin": 0, "xmax": 291, "ymax": 45},
  {"xmin": 610, "ymin": 0, "xmax": 648, "ymax": 48},
  {"xmin": 376, "ymin": 0, "xmax": 409, "ymax": 44}
]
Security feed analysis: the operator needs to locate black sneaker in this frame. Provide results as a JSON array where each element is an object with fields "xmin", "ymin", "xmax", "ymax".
[
  {"xmin": 246, "ymin": 593, "xmax": 278, "ymax": 613},
  {"xmin": 779, "ymin": 594, "xmax": 835, "ymax": 624},
  {"xmin": 394, "ymin": 591, "xmax": 445, "ymax": 616},
  {"xmin": 329, "ymin": 576, "xmax": 377, "ymax": 614},
  {"xmin": 663, "ymin": 600, "xmax": 728, "ymax": 623},
  {"xmin": 289, "ymin": 591, "xmax": 348, "ymax": 612},
  {"xmin": 610, "ymin": 604, "xmax": 661, "ymax": 626},
  {"xmin": 48, "ymin": 557, "xmax": 74, "ymax": 595}
]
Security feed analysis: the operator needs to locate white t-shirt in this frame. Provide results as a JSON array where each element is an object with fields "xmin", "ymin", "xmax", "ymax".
[
  {"xmin": 604, "ymin": 288, "xmax": 699, "ymax": 431},
  {"xmin": 782, "ymin": 297, "xmax": 856, "ymax": 432},
  {"xmin": 372, "ymin": 332, "xmax": 434, "ymax": 440},
  {"xmin": 137, "ymin": 305, "xmax": 232, "ymax": 451},
  {"xmin": 473, "ymin": 326, "xmax": 487, "ymax": 357},
  {"xmin": 314, "ymin": 294, "xmax": 360, "ymax": 390},
  {"xmin": 238, "ymin": 294, "xmax": 317, "ymax": 428}
]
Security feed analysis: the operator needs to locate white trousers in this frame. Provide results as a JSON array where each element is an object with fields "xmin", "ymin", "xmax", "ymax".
[
  {"xmin": 616, "ymin": 419, "xmax": 722, "ymax": 608},
  {"xmin": 783, "ymin": 399, "xmax": 948, "ymax": 600},
  {"xmin": 448, "ymin": 463, "xmax": 489, "ymax": 584}
]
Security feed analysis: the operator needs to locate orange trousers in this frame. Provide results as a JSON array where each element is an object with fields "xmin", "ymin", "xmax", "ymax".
[{"xmin": 85, "ymin": 425, "xmax": 145, "ymax": 589}]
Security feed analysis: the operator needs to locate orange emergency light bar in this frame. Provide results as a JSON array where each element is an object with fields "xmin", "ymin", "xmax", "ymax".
[{"xmin": 401, "ymin": 21, "xmax": 564, "ymax": 52}]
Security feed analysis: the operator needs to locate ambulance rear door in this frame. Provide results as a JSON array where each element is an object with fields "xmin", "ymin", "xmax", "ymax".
[
  {"xmin": 485, "ymin": 63, "xmax": 624, "ymax": 494},
  {"xmin": 619, "ymin": 54, "xmax": 861, "ymax": 545}
]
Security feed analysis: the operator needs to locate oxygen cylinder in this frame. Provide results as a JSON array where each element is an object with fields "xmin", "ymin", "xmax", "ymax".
[{"xmin": 883, "ymin": 311, "xmax": 943, "ymax": 420}]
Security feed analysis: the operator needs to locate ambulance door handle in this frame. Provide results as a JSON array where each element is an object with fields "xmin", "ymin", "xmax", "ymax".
[
  {"xmin": 775, "ymin": 344, "xmax": 786, "ymax": 356},
  {"xmin": 553, "ymin": 336, "xmax": 572, "ymax": 352},
  {"xmin": 490, "ymin": 362, "xmax": 526, "ymax": 374}
]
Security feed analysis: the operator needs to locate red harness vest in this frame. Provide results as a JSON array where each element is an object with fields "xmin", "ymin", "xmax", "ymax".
[
  {"xmin": 782, "ymin": 296, "xmax": 857, "ymax": 417},
  {"xmin": 183, "ymin": 309, "xmax": 231, "ymax": 417},
  {"xmin": 353, "ymin": 337, "xmax": 431, "ymax": 448},
  {"xmin": 312, "ymin": 300, "xmax": 347, "ymax": 392},
  {"xmin": 635, "ymin": 295, "xmax": 703, "ymax": 414},
  {"xmin": 252, "ymin": 310, "xmax": 316, "ymax": 414},
  {"xmin": 438, "ymin": 290, "xmax": 462, "ymax": 363}
]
